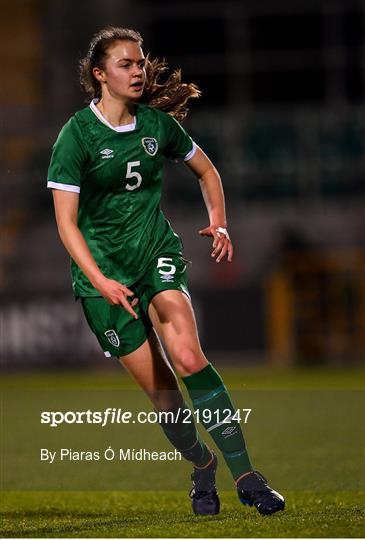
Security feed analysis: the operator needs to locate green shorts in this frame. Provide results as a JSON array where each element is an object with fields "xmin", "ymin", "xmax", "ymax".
[{"xmin": 81, "ymin": 254, "xmax": 191, "ymax": 358}]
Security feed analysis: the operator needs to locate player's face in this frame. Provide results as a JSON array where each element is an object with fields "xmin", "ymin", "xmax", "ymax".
[{"xmin": 99, "ymin": 40, "xmax": 146, "ymax": 101}]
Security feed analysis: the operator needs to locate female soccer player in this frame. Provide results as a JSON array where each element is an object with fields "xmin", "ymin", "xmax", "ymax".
[{"xmin": 47, "ymin": 26, "xmax": 284, "ymax": 517}]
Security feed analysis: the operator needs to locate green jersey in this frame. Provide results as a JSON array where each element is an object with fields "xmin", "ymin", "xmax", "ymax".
[{"xmin": 47, "ymin": 101, "xmax": 196, "ymax": 297}]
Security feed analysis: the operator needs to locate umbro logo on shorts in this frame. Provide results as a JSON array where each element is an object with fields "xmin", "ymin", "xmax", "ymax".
[
  {"xmin": 100, "ymin": 148, "xmax": 114, "ymax": 159},
  {"xmin": 160, "ymin": 274, "xmax": 174, "ymax": 283},
  {"xmin": 104, "ymin": 329, "xmax": 120, "ymax": 347},
  {"xmin": 141, "ymin": 137, "xmax": 158, "ymax": 156}
]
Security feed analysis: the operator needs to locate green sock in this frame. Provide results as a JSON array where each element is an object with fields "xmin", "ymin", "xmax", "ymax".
[
  {"xmin": 182, "ymin": 363, "xmax": 253, "ymax": 480},
  {"xmin": 158, "ymin": 402, "xmax": 211, "ymax": 466}
]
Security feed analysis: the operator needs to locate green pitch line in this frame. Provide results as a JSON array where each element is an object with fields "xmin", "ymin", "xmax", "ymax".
[
  {"xmin": 1, "ymin": 365, "xmax": 364, "ymax": 390},
  {"xmin": 1, "ymin": 490, "xmax": 364, "ymax": 538}
]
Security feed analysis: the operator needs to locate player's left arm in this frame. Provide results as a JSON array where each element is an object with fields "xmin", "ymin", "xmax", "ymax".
[{"xmin": 185, "ymin": 145, "xmax": 233, "ymax": 263}]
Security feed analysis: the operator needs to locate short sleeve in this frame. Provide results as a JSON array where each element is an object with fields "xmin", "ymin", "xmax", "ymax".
[
  {"xmin": 161, "ymin": 112, "xmax": 197, "ymax": 161},
  {"xmin": 47, "ymin": 117, "xmax": 87, "ymax": 193}
]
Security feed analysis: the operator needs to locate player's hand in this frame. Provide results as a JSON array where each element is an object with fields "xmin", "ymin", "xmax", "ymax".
[
  {"xmin": 95, "ymin": 277, "xmax": 139, "ymax": 319},
  {"xmin": 198, "ymin": 225, "xmax": 233, "ymax": 262}
]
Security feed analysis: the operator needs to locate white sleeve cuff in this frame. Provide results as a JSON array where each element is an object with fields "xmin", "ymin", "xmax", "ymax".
[
  {"xmin": 183, "ymin": 141, "xmax": 197, "ymax": 161},
  {"xmin": 47, "ymin": 181, "xmax": 80, "ymax": 193}
]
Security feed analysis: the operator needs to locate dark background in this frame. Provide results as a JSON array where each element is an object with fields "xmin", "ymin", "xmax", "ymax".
[{"xmin": 1, "ymin": 0, "xmax": 364, "ymax": 368}]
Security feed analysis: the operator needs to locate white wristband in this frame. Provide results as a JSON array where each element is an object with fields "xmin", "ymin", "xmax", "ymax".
[{"xmin": 216, "ymin": 227, "xmax": 230, "ymax": 239}]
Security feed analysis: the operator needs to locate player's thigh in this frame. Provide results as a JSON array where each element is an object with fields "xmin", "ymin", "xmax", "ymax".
[
  {"xmin": 148, "ymin": 289, "xmax": 208, "ymax": 376},
  {"xmin": 82, "ymin": 297, "xmax": 181, "ymax": 410},
  {"xmin": 118, "ymin": 328, "xmax": 182, "ymax": 411}
]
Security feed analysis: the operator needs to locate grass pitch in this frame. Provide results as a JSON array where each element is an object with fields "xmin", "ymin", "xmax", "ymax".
[
  {"xmin": 1, "ymin": 490, "xmax": 364, "ymax": 538},
  {"xmin": 1, "ymin": 365, "xmax": 364, "ymax": 538}
]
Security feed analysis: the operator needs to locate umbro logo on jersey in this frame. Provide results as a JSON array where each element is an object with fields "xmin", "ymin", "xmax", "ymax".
[
  {"xmin": 104, "ymin": 329, "xmax": 120, "ymax": 348},
  {"xmin": 142, "ymin": 137, "xmax": 158, "ymax": 156},
  {"xmin": 100, "ymin": 148, "xmax": 114, "ymax": 159}
]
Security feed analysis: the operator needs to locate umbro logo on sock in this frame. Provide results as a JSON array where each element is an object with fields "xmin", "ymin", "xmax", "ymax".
[{"xmin": 221, "ymin": 426, "xmax": 238, "ymax": 438}]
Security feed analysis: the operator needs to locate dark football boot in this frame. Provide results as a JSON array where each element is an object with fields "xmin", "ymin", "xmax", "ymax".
[
  {"xmin": 237, "ymin": 471, "xmax": 285, "ymax": 516},
  {"xmin": 190, "ymin": 452, "xmax": 220, "ymax": 515}
]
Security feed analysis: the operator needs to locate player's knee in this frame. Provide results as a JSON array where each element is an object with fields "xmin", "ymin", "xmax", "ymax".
[{"xmin": 173, "ymin": 346, "xmax": 208, "ymax": 376}]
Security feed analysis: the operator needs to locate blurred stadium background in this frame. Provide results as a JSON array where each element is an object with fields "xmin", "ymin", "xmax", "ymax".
[{"xmin": 1, "ymin": 0, "xmax": 364, "ymax": 369}]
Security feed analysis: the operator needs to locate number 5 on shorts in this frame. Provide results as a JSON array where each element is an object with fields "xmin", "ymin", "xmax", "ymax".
[{"xmin": 157, "ymin": 257, "xmax": 176, "ymax": 276}]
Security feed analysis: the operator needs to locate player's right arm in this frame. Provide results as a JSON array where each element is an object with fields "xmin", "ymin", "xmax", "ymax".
[{"xmin": 51, "ymin": 189, "xmax": 138, "ymax": 319}]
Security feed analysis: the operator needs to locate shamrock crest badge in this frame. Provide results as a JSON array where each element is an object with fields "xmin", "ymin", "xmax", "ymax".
[
  {"xmin": 104, "ymin": 329, "xmax": 120, "ymax": 348},
  {"xmin": 142, "ymin": 137, "xmax": 158, "ymax": 156}
]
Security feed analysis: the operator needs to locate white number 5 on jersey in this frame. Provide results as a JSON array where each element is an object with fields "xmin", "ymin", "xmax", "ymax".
[{"xmin": 125, "ymin": 161, "xmax": 142, "ymax": 191}]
